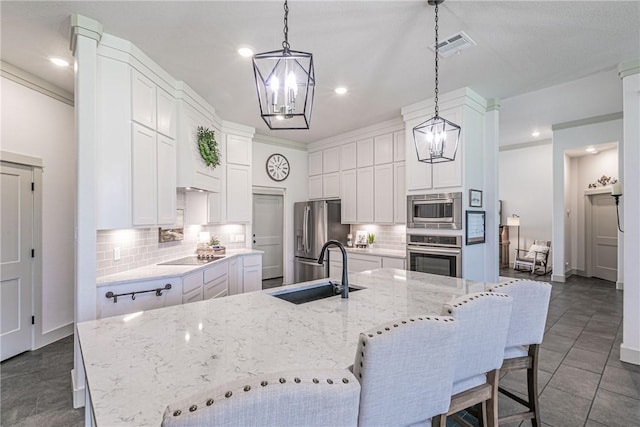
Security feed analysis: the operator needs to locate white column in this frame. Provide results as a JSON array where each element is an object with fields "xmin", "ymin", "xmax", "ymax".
[
  {"xmin": 619, "ymin": 59, "xmax": 640, "ymax": 365},
  {"xmin": 70, "ymin": 14, "xmax": 103, "ymax": 408},
  {"xmin": 484, "ymin": 99, "xmax": 500, "ymax": 282}
]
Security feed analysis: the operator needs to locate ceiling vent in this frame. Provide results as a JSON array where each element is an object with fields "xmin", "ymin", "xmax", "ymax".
[{"xmin": 431, "ymin": 31, "xmax": 476, "ymax": 57}]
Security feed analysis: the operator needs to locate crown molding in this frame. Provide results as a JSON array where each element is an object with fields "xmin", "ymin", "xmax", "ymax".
[
  {"xmin": 499, "ymin": 139, "xmax": 552, "ymax": 152},
  {"xmin": 253, "ymin": 134, "xmax": 307, "ymax": 151},
  {"xmin": 552, "ymin": 112, "xmax": 623, "ymax": 132},
  {"xmin": 1, "ymin": 61, "xmax": 73, "ymax": 106},
  {"xmin": 618, "ymin": 58, "xmax": 640, "ymax": 78}
]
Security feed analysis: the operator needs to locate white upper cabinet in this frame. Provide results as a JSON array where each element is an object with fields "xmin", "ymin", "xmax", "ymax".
[
  {"xmin": 308, "ymin": 151, "xmax": 323, "ymax": 176},
  {"xmin": 226, "ymin": 164, "xmax": 251, "ymax": 223},
  {"xmin": 393, "ymin": 130, "xmax": 406, "ymax": 162},
  {"xmin": 374, "ymin": 133, "xmax": 393, "ymax": 165},
  {"xmin": 131, "ymin": 70, "xmax": 157, "ymax": 129},
  {"xmin": 322, "ymin": 147, "xmax": 340, "ymax": 173},
  {"xmin": 341, "ymin": 142, "xmax": 357, "ymax": 170},
  {"xmin": 322, "ymin": 172, "xmax": 340, "ymax": 199},
  {"xmin": 374, "ymin": 164, "xmax": 394, "ymax": 223},
  {"xmin": 341, "ymin": 169, "xmax": 357, "ymax": 223},
  {"xmin": 356, "ymin": 167, "xmax": 374, "ymax": 223},
  {"xmin": 131, "ymin": 123, "xmax": 158, "ymax": 226},
  {"xmin": 357, "ymin": 138, "xmax": 374, "ymax": 168},
  {"xmin": 394, "ymin": 162, "xmax": 406, "ymax": 224},
  {"xmin": 156, "ymin": 134, "xmax": 177, "ymax": 225},
  {"xmin": 157, "ymin": 88, "xmax": 176, "ymax": 139},
  {"xmin": 227, "ymin": 134, "xmax": 251, "ymax": 166}
]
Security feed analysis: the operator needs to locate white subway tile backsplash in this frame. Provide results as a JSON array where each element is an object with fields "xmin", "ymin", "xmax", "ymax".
[{"xmin": 349, "ymin": 224, "xmax": 406, "ymax": 251}]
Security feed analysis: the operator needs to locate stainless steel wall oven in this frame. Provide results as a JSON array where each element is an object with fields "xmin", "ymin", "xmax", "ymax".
[
  {"xmin": 407, "ymin": 192, "xmax": 462, "ymax": 230},
  {"xmin": 406, "ymin": 234, "xmax": 462, "ymax": 278}
]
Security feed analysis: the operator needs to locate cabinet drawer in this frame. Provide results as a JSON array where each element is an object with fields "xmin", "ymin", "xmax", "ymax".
[
  {"xmin": 182, "ymin": 287, "xmax": 203, "ymax": 304},
  {"xmin": 183, "ymin": 271, "xmax": 204, "ymax": 294},
  {"xmin": 243, "ymin": 254, "xmax": 262, "ymax": 267},
  {"xmin": 204, "ymin": 261, "xmax": 228, "ymax": 283},
  {"xmin": 382, "ymin": 257, "xmax": 406, "ymax": 270},
  {"xmin": 204, "ymin": 275, "xmax": 228, "ymax": 300}
]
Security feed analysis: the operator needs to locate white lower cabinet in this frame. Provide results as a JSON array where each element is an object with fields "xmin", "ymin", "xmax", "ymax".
[
  {"xmin": 328, "ymin": 251, "xmax": 406, "ymax": 279},
  {"xmin": 228, "ymin": 258, "xmax": 240, "ymax": 295},
  {"xmin": 382, "ymin": 256, "xmax": 406, "ymax": 270},
  {"xmin": 182, "ymin": 270, "xmax": 205, "ymax": 303},
  {"xmin": 203, "ymin": 261, "xmax": 229, "ymax": 299},
  {"xmin": 242, "ymin": 254, "xmax": 263, "ymax": 293},
  {"xmin": 97, "ymin": 278, "xmax": 181, "ymax": 319}
]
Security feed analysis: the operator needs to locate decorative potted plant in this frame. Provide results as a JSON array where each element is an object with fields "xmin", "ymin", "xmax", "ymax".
[
  {"xmin": 197, "ymin": 126, "xmax": 221, "ymax": 169},
  {"xmin": 368, "ymin": 233, "xmax": 375, "ymax": 248}
]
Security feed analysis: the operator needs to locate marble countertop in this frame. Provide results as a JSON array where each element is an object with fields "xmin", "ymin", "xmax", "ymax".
[
  {"xmin": 96, "ymin": 248, "xmax": 263, "ymax": 287},
  {"xmin": 78, "ymin": 268, "xmax": 497, "ymax": 427},
  {"xmin": 329, "ymin": 246, "xmax": 406, "ymax": 259}
]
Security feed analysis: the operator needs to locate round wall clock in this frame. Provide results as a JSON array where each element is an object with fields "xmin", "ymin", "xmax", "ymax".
[{"xmin": 266, "ymin": 153, "xmax": 290, "ymax": 181}]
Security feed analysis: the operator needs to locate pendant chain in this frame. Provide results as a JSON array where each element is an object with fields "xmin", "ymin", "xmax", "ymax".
[
  {"xmin": 434, "ymin": 2, "xmax": 439, "ymax": 117},
  {"xmin": 282, "ymin": 0, "xmax": 290, "ymax": 51}
]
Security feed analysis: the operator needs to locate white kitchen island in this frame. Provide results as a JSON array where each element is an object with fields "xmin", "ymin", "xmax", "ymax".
[{"xmin": 77, "ymin": 268, "xmax": 496, "ymax": 426}]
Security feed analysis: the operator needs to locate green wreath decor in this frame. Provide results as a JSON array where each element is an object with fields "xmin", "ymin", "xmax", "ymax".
[{"xmin": 196, "ymin": 126, "xmax": 221, "ymax": 169}]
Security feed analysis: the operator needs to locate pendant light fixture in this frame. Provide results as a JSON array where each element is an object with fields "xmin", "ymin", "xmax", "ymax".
[
  {"xmin": 412, "ymin": 0, "xmax": 461, "ymax": 163},
  {"xmin": 252, "ymin": 0, "xmax": 315, "ymax": 130}
]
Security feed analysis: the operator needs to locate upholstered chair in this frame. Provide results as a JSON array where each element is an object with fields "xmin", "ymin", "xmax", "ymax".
[
  {"xmin": 353, "ymin": 315, "xmax": 459, "ymax": 427},
  {"xmin": 161, "ymin": 369, "xmax": 360, "ymax": 427},
  {"xmin": 435, "ymin": 292, "xmax": 513, "ymax": 427},
  {"xmin": 488, "ymin": 279, "xmax": 552, "ymax": 426}
]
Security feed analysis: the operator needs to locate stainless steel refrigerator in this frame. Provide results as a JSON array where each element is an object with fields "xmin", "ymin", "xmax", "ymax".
[{"xmin": 294, "ymin": 200, "xmax": 350, "ymax": 283}]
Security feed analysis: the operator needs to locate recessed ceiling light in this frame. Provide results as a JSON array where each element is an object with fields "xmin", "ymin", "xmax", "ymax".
[
  {"xmin": 531, "ymin": 131, "xmax": 540, "ymax": 138},
  {"xmin": 585, "ymin": 147, "xmax": 597, "ymax": 153},
  {"xmin": 334, "ymin": 87, "xmax": 348, "ymax": 95},
  {"xmin": 237, "ymin": 47, "xmax": 254, "ymax": 57},
  {"xmin": 50, "ymin": 57, "xmax": 69, "ymax": 67}
]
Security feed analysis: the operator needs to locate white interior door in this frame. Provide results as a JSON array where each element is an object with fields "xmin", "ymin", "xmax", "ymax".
[
  {"xmin": 252, "ymin": 194, "xmax": 283, "ymax": 280},
  {"xmin": 1, "ymin": 162, "xmax": 34, "ymax": 361},
  {"xmin": 591, "ymin": 193, "xmax": 618, "ymax": 282}
]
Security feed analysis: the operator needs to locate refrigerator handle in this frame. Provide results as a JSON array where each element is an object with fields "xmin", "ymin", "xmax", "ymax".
[{"xmin": 303, "ymin": 206, "xmax": 310, "ymax": 253}]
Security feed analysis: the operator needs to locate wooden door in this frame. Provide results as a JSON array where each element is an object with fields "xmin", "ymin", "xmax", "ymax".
[
  {"xmin": 1, "ymin": 162, "xmax": 33, "ymax": 360},
  {"xmin": 252, "ymin": 194, "xmax": 283, "ymax": 280},
  {"xmin": 590, "ymin": 194, "xmax": 618, "ymax": 282}
]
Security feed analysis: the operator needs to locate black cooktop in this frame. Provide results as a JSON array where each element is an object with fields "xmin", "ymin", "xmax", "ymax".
[{"xmin": 158, "ymin": 256, "xmax": 224, "ymax": 266}]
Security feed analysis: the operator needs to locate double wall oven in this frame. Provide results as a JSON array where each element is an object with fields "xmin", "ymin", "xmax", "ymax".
[{"xmin": 406, "ymin": 192, "xmax": 463, "ymax": 278}]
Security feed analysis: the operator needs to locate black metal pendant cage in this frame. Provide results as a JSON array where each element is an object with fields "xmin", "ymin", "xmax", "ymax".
[
  {"xmin": 413, "ymin": 115, "xmax": 461, "ymax": 163},
  {"xmin": 252, "ymin": 48, "xmax": 315, "ymax": 130}
]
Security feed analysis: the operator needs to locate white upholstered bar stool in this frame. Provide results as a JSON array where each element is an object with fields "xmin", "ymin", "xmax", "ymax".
[
  {"xmin": 434, "ymin": 292, "xmax": 513, "ymax": 427},
  {"xmin": 161, "ymin": 369, "xmax": 360, "ymax": 427},
  {"xmin": 353, "ymin": 315, "xmax": 459, "ymax": 427},
  {"xmin": 488, "ymin": 280, "xmax": 552, "ymax": 427}
]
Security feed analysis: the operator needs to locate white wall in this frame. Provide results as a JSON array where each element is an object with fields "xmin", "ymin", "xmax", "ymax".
[
  {"xmin": 1, "ymin": 76, "xmax": 75, "ymax": 346},
  {"xmin": 552, "ymin": 118, "xmax": 623, "ymax": 281},
  {"xmin": 252, "ymin": 137, "xmax": 308, "ymax": 284},
  {"xmin": 498, "ymin": 143, "xmax": 553, "ymax": 264}
]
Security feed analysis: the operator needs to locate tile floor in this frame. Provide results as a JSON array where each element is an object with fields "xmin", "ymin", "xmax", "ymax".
[{"xmin": 1, "ymin": 270, "xmax": 638, "ymax": 427}]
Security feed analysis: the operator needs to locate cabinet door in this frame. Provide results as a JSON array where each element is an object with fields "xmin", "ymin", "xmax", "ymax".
[
  {"xmin": 308, "ymin": 175, "xmax": 323, "ymax": 200},
  {"xmin": 406, "ymin": 126, "xmax": 432, "ymax": 191},
  {"xmin": 329, "ymin": 261, "xmax": 343, "ymax": 280},
  {"xmin": 204, "ymin": 275, "xmax": 228, "ymax": 300},
  {"xmin": 227, "ymin": 134, "xmax": 251, "ymax": 166},
  {"xmin": 157, "ymin": 88, "xmax": 176, "ymax": 138},
  {"xmin": 226, "ymin": 165, "xmax": 251, "ymax": 223},
  {"xmin": 374, "ymin": 164, "xmax": 394, "ymax": 223},
  {"xmin": 341, "ymin": 169, "xmax": 357, "ymax": 223},
  {"xmin": 132, "ymin": 123, "xmax": 157, "ymax": 226},
  {"xmin": 323, "ymin": 172, "xmax": 340, "ymax": 199},
  {"xmin": 131, "ymin": 70, "xmax": 156, "ymax": 129},
  {"xmin": 357, "ymin": 138, "xmax": 374, "ymax": 168},
  {"xmin": 185, "ymin": 191, "xmax": 207, "ymax": 225},
  {"xmin": 349, "ymin": 255, "xmax": 381, "ymax": 273},
  {"xmin": 374, "ymin": 133, "xmax": 393, "ymax": 165},
  {"xmin": 393, "ymin": 130, "xmax": 405, "ymax": 162},
  {"xmin": 356, "ymin": 167, "xmax": 374, "ymax": 223},
  {"xmin": 157, "ymin": 134, "xmax": 176, "ymax": 225},
  {"xmin": 322, "ymin": 147, "xmax": 340, "ymax": 173},
  {"xmin": 208, "ymin": 191, "xmax": 222, "ymax": 224},
  {"xmin": 433, "ymin": 107, "xmax": 463, "ymax": 189},
  {"xmin": 228, "ymin": 258, "xmax": 240, "ymax": 295},
  {"xmin": 243, "ymin": 266, "xmax": 262, "ymax": 293},
  {"xmin": 183, "ymin": 287, "xmax": 203, "ymax": 304},
  {"xmin": 394, "ymin": 162, "xmax": 406, "ymax": 224},
  {"xmin": 308, "ymin": 151, "xmax": 323, "ymax": 176},
  {"xmin": 341, "ymin": 143, "xmax": 357, "ymax": 171}
]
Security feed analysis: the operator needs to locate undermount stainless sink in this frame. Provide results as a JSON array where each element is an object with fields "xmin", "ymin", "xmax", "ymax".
[{"xmin": 270, "ymin": 282, "xmax": 364, "ymax": 305}]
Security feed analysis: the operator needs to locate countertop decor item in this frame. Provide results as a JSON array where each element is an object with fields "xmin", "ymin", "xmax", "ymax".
[
  {"xmin": 355, "ymin": 230, "xmax": 368, "ymax": 248},
  {"xmin": 266, "ymin": 153, "xmax": 290, "ymax": 181},
  {"xmin": 412, "ymin": 0, "xmax": 461, "ymax": 164},
  {"xmin": 252, "ymin": 0, "xmax": 315, "ymax": 130},
  {"xmin": 196, "ymin": 126, "xmax": 221, "ymax": 168},
  {"xmin": 367, "ymin": 233, "xmax": 375, "ymax": 247}
]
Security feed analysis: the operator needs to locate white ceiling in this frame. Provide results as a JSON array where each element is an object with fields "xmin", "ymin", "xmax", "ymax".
[{"xmin": 1, "ymin": 1, "xmax": 638, "ymax": 146}]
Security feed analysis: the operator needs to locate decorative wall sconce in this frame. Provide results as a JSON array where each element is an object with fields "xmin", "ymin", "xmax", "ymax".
[
  {"xmin": 611, "ymin": 182, "xmax": 624, "ymax": 233},
  {"xmin": 506, "ymin": 215, "xmax": 521, "ymax": 253}
]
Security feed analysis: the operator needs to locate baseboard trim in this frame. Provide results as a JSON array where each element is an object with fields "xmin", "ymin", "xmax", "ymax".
[
  {"xmin": 616, "ymin": 281, "xmax": 624, "ymax": 290},
  {"xmin": 72, "ymin": 368, "xmax": 86, "ymax": 408},
  {"xmin": 620, "ymin": 343, "xmax": 640, "ymax": 365},
  {"xmin": 551, "ymin": 273, "xmax": 565, "ymax": 283},
  {"xmin": 34, "ymin": 322, "xmax": 74, "ymax": 350}
]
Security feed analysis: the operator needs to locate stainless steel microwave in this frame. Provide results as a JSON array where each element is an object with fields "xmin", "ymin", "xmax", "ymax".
[{"xmin": 406, "ymin": 192, "xmax": 462, "ymax": 229}]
